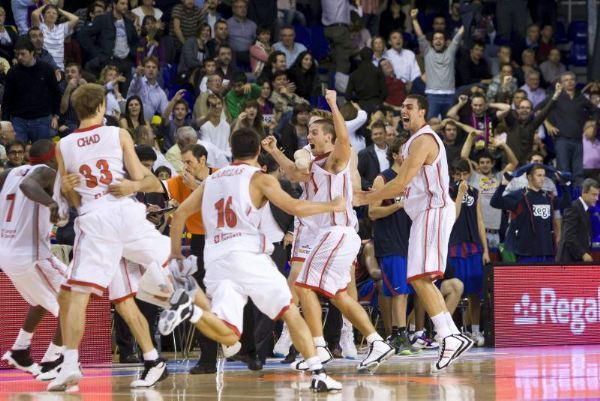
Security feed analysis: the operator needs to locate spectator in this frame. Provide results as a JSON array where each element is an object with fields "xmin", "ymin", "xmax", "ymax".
[
  {"xmin": 379, "ymin": 0, "xmax": 406, "ymax": 42},
  {"xmin": 448, "ymin": 159, "xmax": 490, "ymax": 347},
  {"xmin": 0, "ymin": 7, "xmax": 19, "ymax": 61},
  {"xmin": 456, "ymin": 41, "xmax": 492, "ymax": 88},
  {"xmin": 170, "ymin": 0, "xmax": 206, "ymax": 51},
  {"xmin": 10, "ymin": 0, "xmax": 34, "ymax": 34},
  {"xmin": 495, "ymin": 0, "xmax": 528, "ymax": 44},
  {"xmin": 1, "ymin": 37, "xmax": 61, "ymax": 143},
  {"xmin": 215, "ymin": 44, "xmax": 239, "ymax": 83},
  {"xmin": 505, "ymin": 151, "xmax": 558, "ymax": 195},
  {"xmin": 583, "ymin": 121, "xmax": 600, "ymax": 177},
  {"xmin": 491, "ymin": 164, "xmax": 571, "ymax": 262},
  {"xmin": 520, "ymin": 70, "xmax": 546, "ymax": 108},
  {"xmin": 160, "ymin": 89, "xmax": 200, "ymax": 150},
  {"xmin": 358, "ymin": 120, "xmax": 389, "ymax": 190},
  {"xmin": 537, "ymin": 24, "xmax": 554, "ymax": 62},
  {"xmin": 193, "ymin": 58, "xmax": 217, "ymax": 95},
  {"xmin": 0, "ymin": 120, "xmax": 16, "ymax": 148},
  {"xmin": 58, "ymin": 63, "xmax": 86, "ymax": 135},
  {"xmin": 27, "ymin": 27, "xmax": 60, "ymax": 73},
  {"xmin": 206, "ymin": 20, "xmax": 229, "ymax": 59},
  {"xmin": 380, "ymin": 58, "xmax": 406, "ymax": 111},
  {"xmin": 321, "ymin": 0, "xmax": 353, "ymax": 75},
  {"xmin": 556, "ymin": 178, "xmax": 600, "ymax": 262},
  {"xmin": 199, "ymin": 93, "xmax": 231, "ymax": 157},
  {"xmin": 250, "ymin": 26, "xmax": 272, "ymax": 77},
  {"xmin": 490, "ymin": 45, "xmax": 517, "ymax": 77},
  {"xmin": 225, "ymin": 72, "xmax": 261, "ymax": 120},
  {"xmin": 431, "ymin": 14, "xmax": 449, "ymax": 37},
  {"xmin": 540, "ymin": 72, "xmax": 598, "ymax": 185},
  {"xmin": 486, "ymin": 63, "xmax": 518, "ymax": 103},
  {"xmin": 31, "ymin": 4, "xmax": 79, "ymax": 70},
  {"xmin": 383, "ymin": 30, "xmax": 421, "ymax": 92},
  {"xmin": 514, "ymin": 48, "xmax": 543, "ymax": 87},
  {"xmin": 256, "ymin": 79, "xmax": 275, "ymax": 120},
  {"xmin": 511, "ymin": 89, "xmax": 528, "ymax": 110},
  {"xmin": 272, "ymin": 25, "xmax": 306, "ymax": 68},
  {"xmin": 178, "ymin": 22, "xmax": 211, "ymax": 79},
  {"xmin": 134, "ymin": 125, "xmax": 175, "ymax": 175},
  {"xmin": 136, "ymin": 15, "xmax": 170, "ymax": 67},
  {"xmin": 370, "ymin": 35, "xmax": 386, "ymax": 66},
  {"xmin": 193, "ymin": 74, "xmax": 226, "ymax": 121},
  {"xmin": 99, "ymin": 65, "xmax": 126, "ymax": 118},
  {"xmin": 131, "ymin": 0, "xmax": 164, "ymax": 31},
  {"xmin": 411, "ymin": 8, "xmax": 464, "ymax": 119},
  {"xmin": 231, "ymin": 99, "xmax": 265, "ymax": 137},
  {"xmin": 78, "ymin": 0, "xmax": 138, "ymax": 76},
  {"xmin": 539, "ymin": 48, "xmax": 566, "ymax": 85},
  {"xmin": 127, "ymin": 57, "xmax": 168, "ymax": 121},
  {"xmin": 227, "ymin": 0, "xmax": 256, "ymax": 65},
  {"xmin": 119, "ymin": 95, "xmax": 150, "ymax": 134},
  {"xmin": 166, "ymin": 126, "xmax": 197, "ymax": 172},
  {"xmin": 203, "ymin": 0, "xmax": 221, "ymax": 36},
  {"xmin": 521, "ymin": 24, "xmax": 540, "ymax": 54},
  {"xmin": 287, "ymin": 51, "xmax": 320, "ymax": 101},
  {"xmin": 257, "ymin": 50, "xmax": 286, "ymax": 85},
  {"xmin": 5, "ymin": 141, "xmax": 26, "ymax": 168},
  {"xmin": 349, "ymin": 10, "xmax": 372, "ymax": 57},
  {"xmin": 277, "ymin": 0, "xmax": 306, "ymax": 27},
  {"xmin": 269, "ymin": 70, "xmax": 309, "ymax": 113},
  {"xmin": 278, "ymin": 103, "xmax": 311, "ymax": 160},
  {"xmin": 340, "ymin": 101, "xmax": 368, "ymax": 152},
  {"xmin": 346, "ymin": 47, "xmax": 386, "ymax": 114},
  {"xmin": 438, "ymin": 119, "xmax": 463, "ymax": 164}
]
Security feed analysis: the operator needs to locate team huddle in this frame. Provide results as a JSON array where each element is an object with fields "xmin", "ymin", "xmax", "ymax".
[{"xmin": 0, "ymin": 83, "xmax": 472, "ymax": 393}]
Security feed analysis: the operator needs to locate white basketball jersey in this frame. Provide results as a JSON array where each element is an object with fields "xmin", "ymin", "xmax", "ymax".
[
  {"xmin": 299, "ymin": 154, "xmax": 357, "ymax": 230},
  {"xmin": 59, "ymin": 125, "xmax": 126, "ymax": 214},
  {"xmin": 0, "ymin": 164, "xmax": 52, "ymax": 261},
  {"xmin": 202, "ymin": 163, "xmax": 273, "ymax": 263},
  {"xmin": 401, "ymin": 125, "xmax": 454, "ymax": 220}
]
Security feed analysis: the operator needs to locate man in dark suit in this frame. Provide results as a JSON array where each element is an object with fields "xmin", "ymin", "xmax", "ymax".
[
  {"xmin": 357, "ymin": 120, "xmax": 389, "ymax": 190},
  {"xmin": 557, "ymin": 178, "xmax": 600, "ymax": 262}
]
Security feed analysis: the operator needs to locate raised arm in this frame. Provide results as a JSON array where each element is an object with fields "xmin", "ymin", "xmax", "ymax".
[
  {"xmin": 325, "ymin": 90, "xmax": 352, "ymax": 173},
  {"xmin": 476, "ymin": 197, "xmax": 490, "ymax": 262},
  {"xmin": 60, "ymin": 8, "xmax": 80, "ymax": 30},
  {"xmin": 261, "ymin": 135, "xmax": 310, "ymax": 182},
  {"xmin": 489, "ymin": 102, "xmax": 511, "ymax": 119},
  {"xmin": 447, "ymin": 95, "xmax": 468, "ymax": 120},
  {"xmin": 162, "ymin": 89, "xmax": 185, "ymax": 121},
  {"xmin": 254, "ymin": 173, "xmax": 344, "ymax": 217},
  {"xmin": 411, "ymin": 9, "xmax": 425, "ymax": 39}
]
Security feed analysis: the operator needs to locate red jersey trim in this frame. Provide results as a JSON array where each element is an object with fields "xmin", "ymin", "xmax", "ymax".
[
  {"xmin": 112, "ymin": 292, "xmax": 136, "ymax": 304},
  {"xmin": 313, "ymin": 151, "xmax": 331, "ymax": 161},
  {"xmin": 74, "ymin": 124, "xmax": 103, "ymax": 133},
  {"xmin": 407, "ymin": 271, "xmax": 444, "ymax": 282}
]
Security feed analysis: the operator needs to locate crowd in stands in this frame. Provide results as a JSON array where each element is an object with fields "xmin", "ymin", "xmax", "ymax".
[{"xmin": 1, "ymin": 0, "xmax": 600, "ymax": 369}]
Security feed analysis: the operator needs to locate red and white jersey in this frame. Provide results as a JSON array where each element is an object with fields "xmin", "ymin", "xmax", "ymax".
[
  {"xmin": 0, "ymin": 164, "xmax": 52, "ymax": 261},
  {"xmin": 202, "ymin": 163, "xmax": 273, "ymax": 263},
  {"xmin": 59, "ymin": 125, "xmax": 126, "ymax": 214},
  {"xmin": 299, "ymin": 154, "xmax": 357, "ymax": 231},
  {"xmin": 401, "ymin": 125, "xmax": 453, "ymax": 220}
]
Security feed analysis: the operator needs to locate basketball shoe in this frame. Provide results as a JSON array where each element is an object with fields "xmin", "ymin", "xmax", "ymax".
[
  {"xmin": 159, "ymin": 289, "xmax": 193, "ymax": 335},
  {"xmin": 291, "ymin": 346, "xmax": 333, "ymax": 371},
  {"xmin": 36, "ymin": 355, "xmax": 64, "ymax": 381},
  {"xmin": 273, "ymin": 324, "xmax": 292, "ymax": 357},
  {"xmin": 130, "ymin": 358, "xmax": 168, "ymax": 388},
  {"xmin": 430, "ymin": 334, "xmax": 474, "ymax": 373},
  {"xmin": 310, "ymin": 369, "xmax": 342, "ymax": 392},
  {"xmin": 357, "ymin": 340, "xmax": 395, "ymax": 373},
  {"xmin": 340, "ymin": 320, "xmax": 358, "ymax": 359},
  {"xmin": 47, "ymin": 363, "xmax": 82, "ymax": 391},
  {"xmin": 2, "ymin": 348, "xmax": 40, "ymax": 376}
]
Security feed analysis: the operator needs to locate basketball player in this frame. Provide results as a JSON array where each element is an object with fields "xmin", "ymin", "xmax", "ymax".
[
  {"xmin": 48, "ymin": 83, "xmax": 171, "ymax": 391},
  {"xmin": 354, "ymin": 94, "xmax": 474, "ymax": 372},
  {"xmin": 0, "ymin": 140, "xmax": 68, "ymax": 379},
  {"xmin": 159, "ymin": 128, "xmax": 344, "ymax": 392},
  {"xmin": 262, "ymin": 90, "xmax": 394, "ymax": 372}
]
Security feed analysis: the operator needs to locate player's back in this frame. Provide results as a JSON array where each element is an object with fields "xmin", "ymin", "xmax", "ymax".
[
  {"xmin": 202, "ymin": 163, "xmax": 273, "ymax": 263},
  {"xmin": 59, "ymin": 125, "xmax": 126, "ymax": 213},
  {"xmin": 0, "ymin": 165, "xmax": 52, "ymax": 261},
  {"xmin": 401, "ymin": 125, "xmax": 454, "ymax": 220}
]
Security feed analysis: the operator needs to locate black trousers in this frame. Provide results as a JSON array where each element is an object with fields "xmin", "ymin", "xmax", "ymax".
[{"xmin": 190, "ymin": 234, "xmax": 218, "ymax": 366}]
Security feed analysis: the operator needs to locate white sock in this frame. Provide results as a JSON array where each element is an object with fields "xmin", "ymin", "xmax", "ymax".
[
  {"xmin": 414, "ymin": 330, "xmax": 424, "ymax": 338},
  {"xmin": 143, "ymin": 349, "xmax": 159, "ymax": 361},
  {"xmin": 63, "ymin": 349, "xmax": 79, "ymax": 368},
  {"xmin": 431, "ymin": 313, "xmax": 452, "ymax": 338},
  {"xmin": 313, "ymin": 336, "xmax": 326, "ymax": 347},
  {"xmin": 41, "ymin": 342, "xmax": 64, "ymax": 363},
  {"xmin": 12, "ymin": 329, "xmax": 34, "ymax": 350},
  {"xmin": 190, "ymin": 305, "xmax": 203, "ymax": 324},
  {"xmin": 444, "ymin": 312, "xmax": 461, "ymax": 335},
  {"xmin": 305, "ymin": 356, "xmax": 323, "ymax": 372},
  {"xmin": 366, "ymin": 332, "xmax": 383, "ymax": 344},
  {"xmin": 409, "ymin": 324, "xmax": 416, "ymax": 332},
  {"xmin": 472, "ymin": 324, "xmax": 480, "ymax": 334}
]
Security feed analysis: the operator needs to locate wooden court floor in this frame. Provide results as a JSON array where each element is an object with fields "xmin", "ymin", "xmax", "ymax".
[{"xmin": 2, "ymin": 345, "xmax": 600, "ymax": 401}]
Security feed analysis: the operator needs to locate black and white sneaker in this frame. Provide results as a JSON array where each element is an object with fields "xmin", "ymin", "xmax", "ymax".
[
  {"xmin": 159, "ymin": 289, "xmax": 193, "ymax": 335},
  {"xmin": 130, "ymin": 358, "xmax": 169, "ymax": 388},
  {"xmin": 36, "ymin": 355, "xmax": 64, "ymax": 381},
  {"xmin": 431, "ymin": 334, "xmax": 474, "ymax": 373},
  {"xmin": 357, "ymin": 340, "xmax": 395, "ymax": 373},
  {"xmin": 291, "ymin": 346, "xmax": 333, "ymax": 371},
  {"xmin": 2, "ymin": 348, "xmax": 40, "ymax": 376},
  {"xmin": 310, "ymin": 368, "xmax": 342, "ymax": 392}
]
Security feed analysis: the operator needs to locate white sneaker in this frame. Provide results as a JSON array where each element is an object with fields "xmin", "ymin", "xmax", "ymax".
[
  {"xmin": 310, "ymin": 369, "xmax": 342, "ymax": 392},
  {"xmin": 47, "ymin": 363, "xmax": 82, "ymax": 391},
  {"xmin": 222, "ymin": 342, "xmax": 242, "ymax": 358},
  {"xmin": 357, "ymin": 340, "xmax": 394, "ymax": 373},
  {"xmin": 430, "ymin": 334, "xmax": 474, "ymax": 373},
  {"xmin": 130, "ymin": 358, "xmax": 168, "ymax": 388},
  {"xmin": 273, "ymin": 324, "xmax": 292, "ymax": 358},
  {"xmin": 291, "ymin": 346, "xmax": 332, "ymax": 371},
  {"xmin": 36, "ymin": 356, "xmax": 64, "ymax": 381},
  {"xmin": 159, "ymin": 289, "xmax": 193, "ymax": 335},
  {"xmin": 2, "ymin": 349, "xmax": 41, "ymax": 376},
  {"xmin": 340, "ymin": 321, "xmax": 358, "ymax": 359},
  {"xmin": 471, "ymin": 332, "xmax": 485, "ymax": 347}
]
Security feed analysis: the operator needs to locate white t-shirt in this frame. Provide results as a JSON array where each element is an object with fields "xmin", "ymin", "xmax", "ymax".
[
  {"xmin": 200, "ymin": 119, "xmax": 231, "ymax": 158},
  {"xmin": 40, "ymin": 22, "xmax": 72, "ymax": 69},
  {"xmin": 383, "ymin": 48, "xmax": 421, "ymax": 83},
  {"xmin": 113, "ymin": 18, "xmax": 130, "ymax": 59},
  {"xmin": 345, "ymin": 109, "xmax": 368, "ymax": 152},
  {"xmin": 374, "ymin": 144, "xmax": 389, "ymax": 172}
]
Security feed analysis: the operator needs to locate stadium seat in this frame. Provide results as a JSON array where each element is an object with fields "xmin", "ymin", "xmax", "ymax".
[
  {"xmin": 294, "ymin": 23, "xmax": 312, "ymax": 49},
  {"xmin": 309, "ymin": 25, "xmax": 330, "ymax": 62},
  {"xmin": 555, "ymin": 21, "xmax": 568, "ymax": 44},
  {"xmin": 162, "ymin": 63, "xmax": 179, "ymax": 90},
  {"xmin": 568, "ymin": 42, "xmax": 588, "ymax": 67},
  {"xmin": 568, "ymin": 20, "xmax": 588, "ymax": 44}
]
